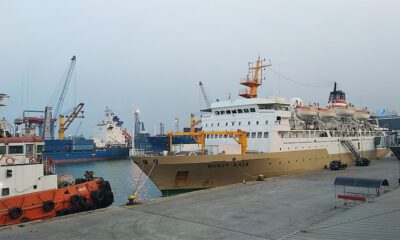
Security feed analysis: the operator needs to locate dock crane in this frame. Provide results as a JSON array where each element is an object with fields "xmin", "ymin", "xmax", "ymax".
[
  {"xmin": 58, "ymin": 103, "xmax": 84, "ymax": 140},
  {"xmin": 54, "ymin": 56, "xmax": 77, "ymax": 119},
  {"xmin": 199, "ymin": 81, "xmax": 211, "ymax": 109},
  {"xmin": 190, "ymin": 113, "xmax": 202, "ymax": 133}
]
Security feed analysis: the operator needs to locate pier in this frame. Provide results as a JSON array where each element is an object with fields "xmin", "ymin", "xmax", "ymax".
[{"xmin": 1, "ymin": 159, "xmax": 399, "ymax": 240}]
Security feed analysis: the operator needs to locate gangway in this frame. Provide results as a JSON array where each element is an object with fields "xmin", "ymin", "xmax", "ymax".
[{"xmin": 341, "ymin": 139, "xmax": 361, "ymax": 160}]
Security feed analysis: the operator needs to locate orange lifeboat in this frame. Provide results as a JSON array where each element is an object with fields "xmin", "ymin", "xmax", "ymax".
[
  {"xmin": 332, "ymin": 105, "xmax": 356, "ymax": 118},
  {"xmin": 0, "ymin": 178, "xmax": 113, "ymax": 227},
  {"xmin": 295, "ymin": 105, "xmax": 318, "ymax": 120},
  {"xmin": 317, "ymin": 107, "xmax": 336, "ymax": 119},
  {"xmin": 354, "ymin": 108, "xmax": 371, "ymax": 121}
]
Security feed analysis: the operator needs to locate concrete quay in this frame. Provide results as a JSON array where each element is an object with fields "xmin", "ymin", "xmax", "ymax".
[{"xmin": 1, "ymin": 159, "xmax": 398, "ymax": 240}]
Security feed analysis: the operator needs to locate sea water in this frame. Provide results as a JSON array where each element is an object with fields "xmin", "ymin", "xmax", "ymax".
[{"xmin": 56, "ymin": 159, "xmax": 162, "ymax": 206}]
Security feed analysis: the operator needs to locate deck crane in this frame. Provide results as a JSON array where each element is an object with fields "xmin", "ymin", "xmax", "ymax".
[
  {"xmin": 54, "ymin": 55, "xmax": 77, "ymax": 119},
  {"xmin": 199, "ymin": 81, "xmax": 211, "ymax": 109},
  {"xmin": 58, "ymin": 103, "xmax": 84, "ymax": 140}
]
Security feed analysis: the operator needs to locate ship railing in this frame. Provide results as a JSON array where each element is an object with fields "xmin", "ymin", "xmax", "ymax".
[{"xmin": 279, "ymin": 130, "xmax": 386, "ymax": 139}]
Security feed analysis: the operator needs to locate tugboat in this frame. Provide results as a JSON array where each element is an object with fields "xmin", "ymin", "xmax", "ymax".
[{"xmin": 0, "ymin": 93, "xmax": 114, "ymax": 227}]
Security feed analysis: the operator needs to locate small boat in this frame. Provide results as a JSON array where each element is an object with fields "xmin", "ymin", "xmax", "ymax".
[
  {"xmin": 317, "ymin": 107, "xmax": 336, "ymax": 119},
  {"xmin": 354, "ymin": 109, "xmax": 371, "ymax": 121},
  {"xmin": 296, "ymin": 105, "xmax": 318, "ymax": 119},
  {"xmin": 333, "ymin": 105, "xmax": 356, "ymax": 118},
  {"xmin": 0, "ymin": 94, "xmax": 114, "ymax": 227}
]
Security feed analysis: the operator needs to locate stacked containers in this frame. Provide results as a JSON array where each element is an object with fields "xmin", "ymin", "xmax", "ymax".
[{"xmin": 71, "ymin": 139, "xmax": 94, "ymax": 151}]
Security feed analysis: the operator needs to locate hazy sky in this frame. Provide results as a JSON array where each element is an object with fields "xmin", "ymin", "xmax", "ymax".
[{"xmin": 1, "ymin": 0, "xmax": 399, "ymax": 136}]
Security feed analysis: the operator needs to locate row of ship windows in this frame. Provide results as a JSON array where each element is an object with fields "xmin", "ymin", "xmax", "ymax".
[
  {"xmin": 205, "ymin": 120, "xmax": 268, "ymax": 127},
  {"xmin": 206, "ymin": 132, "xmax": 269, "ymax": 139},
  {"xmin": 215, "ymin": 108, "xmax": 256, "ymax": 115}
]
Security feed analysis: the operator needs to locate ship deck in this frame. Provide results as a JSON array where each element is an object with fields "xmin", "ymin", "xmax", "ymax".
[{"xmin": 1, "ymin": 159, "xmax": 399, "ymax": 240}]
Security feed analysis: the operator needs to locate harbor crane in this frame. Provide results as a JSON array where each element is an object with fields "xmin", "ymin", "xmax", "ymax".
[
  {"xmin": 54, "ymin": 55, "xmax": 77, "ymax": 119},
  {"xmin": 190, "ymin": 113, "xmax": 202, "ymax": 133},
  {"xmin": 58, "ymin": 103, "xmax": 84, "ymax": 140},
  {"xmin": 199, "ymin": 81, "xmax": 211, "ymax": 109}
]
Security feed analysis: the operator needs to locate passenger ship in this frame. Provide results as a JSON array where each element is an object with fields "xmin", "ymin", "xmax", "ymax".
[{"xmin": 132, "ymin": 58, "xmax": 390, "ymax": 196}]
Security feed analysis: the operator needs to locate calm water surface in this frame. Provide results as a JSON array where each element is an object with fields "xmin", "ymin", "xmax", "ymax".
[{"xmin": 56, "ymin": 159, "xmax": 162, "ymax": 206}]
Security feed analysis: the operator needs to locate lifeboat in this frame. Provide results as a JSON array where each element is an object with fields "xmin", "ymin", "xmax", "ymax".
[
  {"xmin": 0, "ymin": 177, "xmax": 114, "ymax": 227},
  {"xmin": 332, "ymin": 105, "xmax": 355, "ymax": 118},
  {"xmin": 296, "ymin": 105, "xmax": 318, "ymax": 119},
  {"xmin": 317, "ymin": 107, "xmax": 336, "ymax": 119},
  {"xmin": 354, "ymin": 109, "xmax": 371, "ymax": 121}
]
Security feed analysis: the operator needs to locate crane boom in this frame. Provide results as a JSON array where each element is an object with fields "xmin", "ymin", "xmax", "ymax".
[
  {"xmin": 58, "ymin": 103, "xmax": 84, "ymax": 140},
  {"xmin": 199, "ymin": 81, "xmax": 211, "ymax": 108},
  {"xmin": 54, "ymin": 56, "xmax": 77, "ymax": 118}
]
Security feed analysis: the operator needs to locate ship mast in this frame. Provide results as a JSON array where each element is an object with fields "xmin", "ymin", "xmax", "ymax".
[{"xmin": 239, "ymin": 57, "xmax": 271, "ymax": 98}]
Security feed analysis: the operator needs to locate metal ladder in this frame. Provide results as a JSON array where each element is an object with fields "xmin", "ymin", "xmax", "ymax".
[{"xmin": 341, "ymin": 139, "xmax": 361, "ymax": 160}]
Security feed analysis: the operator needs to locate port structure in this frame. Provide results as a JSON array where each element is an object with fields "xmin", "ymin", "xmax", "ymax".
[
  {"xmin": 190, "ymin": 113, "xmax": 202, "ymax": 133},
  {"xmin": 58, "ymin": 103, "xmax": 84, "ymax": 140},
  {"xmin": 239, "ymin": 57, "xmax": 271, "ymax": 99},
  {"xmin": 199, "ymin": 81, "xmax": 211, "ymax": 109},
  {"xmin": 166, "ymin": 130, "xmax": 248, "ymax": 155}
]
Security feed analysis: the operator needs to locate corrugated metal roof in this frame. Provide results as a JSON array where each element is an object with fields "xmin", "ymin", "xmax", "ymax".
[{"xmin": 285, "ymin": 189, "xmax": 400, "ymax": 240}]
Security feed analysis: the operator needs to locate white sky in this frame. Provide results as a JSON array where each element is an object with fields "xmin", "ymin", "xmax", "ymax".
[{"xmin": 1, "ymin": 0, "xmax": 399, "ymax": 136}]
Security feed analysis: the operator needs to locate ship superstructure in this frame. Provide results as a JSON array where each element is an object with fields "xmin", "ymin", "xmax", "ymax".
[{"xmin": 132, "ymin": 58, "xmax": 391, "ymax": 196}]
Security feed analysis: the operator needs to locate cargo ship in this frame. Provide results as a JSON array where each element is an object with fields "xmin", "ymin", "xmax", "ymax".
[
  {"xmin": 0, "ymin": 93, "xmax": 114, "ymax": 227},
  {"xmin": 133, "ymin": 110, "xmax": 196, "ymax": 154},
  {"xmin": 132, "ymin": 57, "xmax": 391, "ymax": 196},
  {"xmin": 43, "ymin": 108, "xmax": 132, "ymax": 164}
]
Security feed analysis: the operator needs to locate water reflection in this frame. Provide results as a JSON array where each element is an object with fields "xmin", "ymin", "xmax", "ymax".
[{"xmin": 56, "ymin": 159, "xmax": 161, "ymax": 206}]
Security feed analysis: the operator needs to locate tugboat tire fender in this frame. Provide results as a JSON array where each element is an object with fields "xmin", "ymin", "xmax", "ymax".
[
  {"xmin": 42, "ymin": 200, "xmax": 55, "ymax": 213},
  {"xmin": 9, "ymin": 207, "xmax": 23, "ymax": 219},
  {"xmin": 91, "ymin": 189, "xmax": 105, "ymax": 203}
]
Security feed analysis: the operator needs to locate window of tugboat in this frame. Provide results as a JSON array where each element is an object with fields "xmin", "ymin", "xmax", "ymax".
[
  {"xmin": 250, "ymin": 108, "xmax": 256, "ymax": 112},
  {"xmin": 1, "ymin": 188, "xmax": 9, "ymax": 196},
  {"xmin": 26, "ymin": 144, "xmax": 34, "ymax": 156},
  {"xmin": 232, "ymin": 109, "xmax": 237, "ymax": 114},
  {"xmin": 0, "ymin": 146, "xmax": 6, "ymax": 154},
  {"xmin": 244, "ymin": 109, "xmax": 249, "ymax": 113},
  {"xmin": 238, "ymin": 109, "xmax": 243, "ymax": 113},
  {"xmin": 8, "ymin": 145, "xmax": 23, "ymax": 154},
  {"xmin": 251, "ymin": 132, "xmax": 256, "ymax": 138},
  {"xmin": 257, "ymin": 132, "xmax": 262, "ymax": 138},
  {"xmin": 36, "ymin": 145, "xmax": 44, "ymax": 153},
  {"xmin": 226, "ymin": 110, "xmax": 231, "ymax": 114}
]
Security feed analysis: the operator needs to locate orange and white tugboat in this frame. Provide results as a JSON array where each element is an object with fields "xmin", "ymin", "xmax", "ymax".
[{"xmin": 0, "ymin": 93, "xmax": 114, "ymax": 227}]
